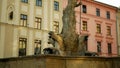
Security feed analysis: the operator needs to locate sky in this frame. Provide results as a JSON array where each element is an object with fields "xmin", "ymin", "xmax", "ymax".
[{"xmin": 95, "ymin": 0, "xmax": 120, "ymax": 7}]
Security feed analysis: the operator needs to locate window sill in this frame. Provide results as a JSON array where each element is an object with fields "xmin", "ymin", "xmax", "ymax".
[
  {"xmin": 106, "ymin": 35, "xmax": 113, "ymax": 40},
  {"xmin": 36, "ymin": 5, "xmax": 42, "ymax": 7},
  {"xmin": 95, "ymin": 33, "xmax": 103, "ymax": 38},
  {"xmin": 80, "ymin": 30, "xmax": 90, "ymax": 35}
]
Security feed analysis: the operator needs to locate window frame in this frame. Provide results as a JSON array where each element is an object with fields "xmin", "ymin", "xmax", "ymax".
[
  {"xmin": 108, "ymin": 43, "xmax": 112, "ymax": 54},
  {"xmin": 35, "ymin": 17, "xmax": 42, "ymax": 29},
  {"xmin": 96, "ymin": 8, "xmax": 100, "ymax": 16},
  {"xmin": 53, "ymin": 21, "xmax": 59, "ymax": 33},
  {"xmin": 82, "ymin": 5, "xmax": 87, "ymax": 13},
  {"xmin": 54, "ymin": 1, "xmax": 59, "ymax": 11},
  {"xmin": 97, "ymin": 42, "xmax": 101, "ymax": 53},
  {"xmin": 9, "ymin": 11, "xmax": 13, "ymax": 20},
  {"xmin": 96, "ymin": 24, "xmax": 101, "ymax": 34},
  {"xmin": 84, "ymin": 36, "xmax": 88, "ymax": 51},
  {"xmin": 36, "ymin": 0, "xmax": 42, "ymax": 7},
  {"xmin": 20, "ymin": 14, "xmax": 27, "ymax": 27},
  {"xmin": 34, "ymin": 40, "xmax": 41, "ymax": 55},
  {"xmin": 21, "ymin": 0, "xmax": 28, "ymax": 3},
  {"xmin": 19, "ymin": 38, "xmax": 27, "ymax": 56},
  {"xmin": 106, "ymin": 11, "xmax": 110, "ymax": 19},
  {"xmin": 107, "ymin": 26, "xmax": 111, "ymax": 35},
  {"xmin": 82, "ymin": 21, "xmax": 87, "ymax": 31}
]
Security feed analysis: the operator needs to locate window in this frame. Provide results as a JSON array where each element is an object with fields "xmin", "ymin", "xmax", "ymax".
[
  {"xmin": 107, "ymin": 26, "xmax": 111, "ymax": 35},
  {"xmin": 35, "ymin": 17, "xmax": 42, "ymax": 29},
  {"xmin": 36, "ymin": 0, "xmax": 42, "ymax": 6},
  {"xmin": 21, "ymin": 0, "xmax": 28, "ymax": 3},
  {"xmin": 82, "ymin": 21, "xmax": 87, "ymax": 31},
  {"xmin": 96, "ymin": 8, "xmax": 100, "ymax": 16},
  {"xmin": 9, "ymin": 11, "xmax": 13, "ymax": 20},
  {"xmin": 106, "ymin": 11, "xmax": 110, "ymax": 19},
  {"xmin": 82, "ymin": 5, "xmax": 87, "ymax": 13},
  {"xmin": 84, "ymin": 36, "xmax": 88, "ymax": 51},
  {"xmin": 19, "ymin": 38, "xmax": 27, "ymax": 56},
  {"xmin": 53, "ymin": 21, "xmax": 59, "ymax": 33},
  {"xmin": 20, "ymin": 14, "xmax": 27, "ymax": 27},
  {"xmin": 34, "ymin": 40, "xmax": 41, "ymax": 55},
  {"xmin": 97, "ymin": 42, "xmax": 101, "ymax": 53},
  {"xmin": 54, "ymin": 1, "xmax": 59, "ymax": 11},
  {"xmin": 96, "ymin": 24, "xmax": 101, "ymax": 33},
  {"xmin": 108, "ymin": 43, "xmax": 112, "ymax": 54}
]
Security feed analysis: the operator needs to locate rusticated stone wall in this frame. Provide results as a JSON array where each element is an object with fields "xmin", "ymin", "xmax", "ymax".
[{"xmin": 0, "ymin": 55, "xmax": 120, "ymax": 68}]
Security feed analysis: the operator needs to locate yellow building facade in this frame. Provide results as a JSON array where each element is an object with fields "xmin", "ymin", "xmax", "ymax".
[
  {"xmin": 0, "ymin": 0, "xmax": 63, "ymax": 58},
  {"xmin": 117, "ymin": 8, "xmax": 120, "ymax": 56}
]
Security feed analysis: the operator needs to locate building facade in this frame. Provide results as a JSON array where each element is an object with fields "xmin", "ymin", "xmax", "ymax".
[
  {"xmin": 0, "ymin": 0, "xmax": 63, "ymax": 58},
  {"xmin": 63, "ymin": 0, "xmax": 118, "ymax": 57},
  {"xmin": 0, "ymin": 0, "xmax": 118, "ymax": 58},
  {"xmin": 117, "ymin": 8, "xmax": 120, "ymax": 56}
]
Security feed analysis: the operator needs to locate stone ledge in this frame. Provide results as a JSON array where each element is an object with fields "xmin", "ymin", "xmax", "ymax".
[{"xmin": 0, "ymin": 55, "xmax": 120, "ymax": 68}]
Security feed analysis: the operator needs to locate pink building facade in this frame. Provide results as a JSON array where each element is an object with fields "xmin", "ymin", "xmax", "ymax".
[{"xmin": 63, "ymin": 0, "xmax": 118, "ymax": 57}]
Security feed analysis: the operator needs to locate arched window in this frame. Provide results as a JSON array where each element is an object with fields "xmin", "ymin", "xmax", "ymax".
[
  {"xmin": 7, "ymin": 5, "xmax": 14, "ymax": 21},
  {"xmin": 9, "ymin": 11, "xmax": 13, "ymax": 20}
]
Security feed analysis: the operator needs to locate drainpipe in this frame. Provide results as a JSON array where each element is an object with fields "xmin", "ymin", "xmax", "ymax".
[
  {"xmin": 116, "ymin": 8, "xmax": 119, "ymax": 56},
  {"xmin": 75, "ymin": 0, "xmax": 82, "ymax": 35},
  {"xmin": 75, "ymin": 0, "xmax": 82, "ymax": 55},
  {"xmin": 79, "ymin": 0, "xmax": 82, "ymax": 35},
  {"xmin": 116, "ymin": 10, "xmax": 118, "ymax": 56}
]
